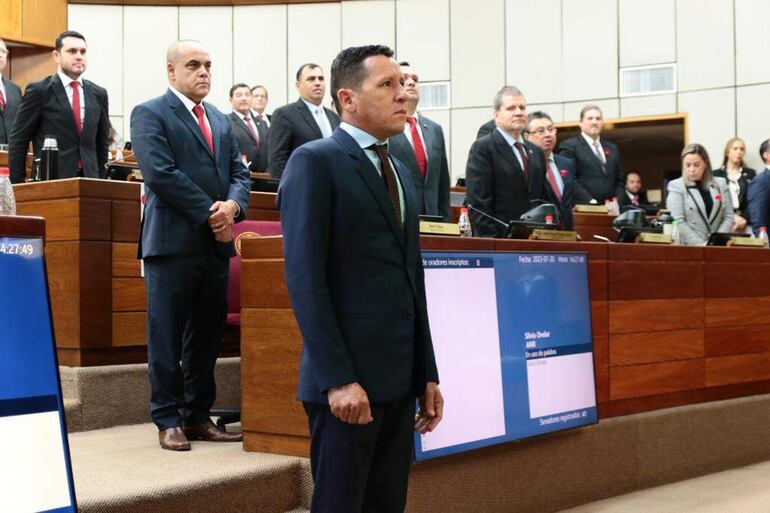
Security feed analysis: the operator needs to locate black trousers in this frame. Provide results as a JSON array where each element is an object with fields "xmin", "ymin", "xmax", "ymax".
[
  {"xmin": 304, "ymin": 396, "xmax": 415, "ymax": 513},
  {"xmin": 144, "ymin": 250, "xmax": 229, "ymax": 430}
]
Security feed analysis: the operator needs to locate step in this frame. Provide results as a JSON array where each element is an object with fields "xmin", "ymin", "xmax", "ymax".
[{"xmin": 69, "ymin": 423, "xmax": 311, "ymax": 513}]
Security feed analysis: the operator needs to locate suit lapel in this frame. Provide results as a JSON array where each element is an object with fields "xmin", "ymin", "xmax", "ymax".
[
  {"xmin": 81, "ymin": 81, "xmax": 99, "ymax": 138},
  {"xmin": 51, "ymin": 75, "xmax": 79, "ymax": 136},
  {"xmin": 335, "ymin": 130, "xmax": 405, "ymax": 252},
  {"xmin": 296, "ymin": 99, "xmax": 323, "ymax": 139},
  {"xmin": 578, "ymin": 135, "xmax": 606, "ymax": 169},
  {"xmin": 167, "ymin": 91, "xmax": 214, "ymax": 160},
  {"xmin": 686, "ymin": 185, "xmax": 710, "ymax": 229},
  {"xmin": 389, "ymin": 133, "xmax": 421, "ymax": 178},
  {"xmin": 206, "ymin": 102, "xmax": 221, "ymax": 163},
  {"xmin": 492, "ymin": 130, "xmax": 525, "ymax": 182},
  {"xmin": 708, "ymin": 183, "xmax": 723, "ymax": 226},
  {"xmin": 420, "ymin": 119, "xmax": 436, "ymax": 182}
]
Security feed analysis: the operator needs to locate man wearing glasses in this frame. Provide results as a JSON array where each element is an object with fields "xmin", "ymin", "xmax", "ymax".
[{"xmin": 525, "ymin": 111, "xmax": 575, "ymax": 229}]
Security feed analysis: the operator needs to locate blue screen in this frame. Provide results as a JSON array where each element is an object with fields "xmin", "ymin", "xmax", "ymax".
[
  {"xmin": 0, "ymin": 237, "xmax": 77, "ymax": 512},
  {"xmin": 414, "ymin": 251, "xmax": 597, "ymax": 460}
]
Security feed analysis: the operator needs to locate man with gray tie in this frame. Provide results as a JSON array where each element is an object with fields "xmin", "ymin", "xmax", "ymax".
[
  {"xmin": 388, "ymin": 61, "xmax": 450, "ymax": 221},
  {"xmin": 0, "ymin": 39, "xmax": 22, "ymax": 146},
  {"xmin": 267, "ymin": 63, "xmax": 340, "ymax": 179}
]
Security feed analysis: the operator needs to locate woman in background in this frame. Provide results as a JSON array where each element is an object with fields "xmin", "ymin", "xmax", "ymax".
[
  {"xmin": 713, "ymin": 137, "xmax": 755, "ymax": 232},
  {"xmin": 667, "ymin": 143, "xmax": 734, "ymax": 245}
]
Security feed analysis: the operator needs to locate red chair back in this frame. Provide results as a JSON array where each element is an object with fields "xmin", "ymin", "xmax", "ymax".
[{"xmin": 227, "ymin": 220, "xmax": 282, "ymax": 325}]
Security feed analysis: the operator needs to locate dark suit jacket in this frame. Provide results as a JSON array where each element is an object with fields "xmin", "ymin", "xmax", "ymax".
[
  {"xmin": 477, "ymin": 119, "xmax": 496, "ymax": 139},
  {"xmin": 748, "ymin": 171, "xmax": 770, "ymax": 235},
  {"xmin": 713, "ymin": 166, "xmax": 756, "ymax": 220},
  {"xmin": 546, "ymin": 154, "xmax": 576, "ymax": 230},
  {"xmin": 0, "ymin": 78, "xmax": 22, "ymax": 145},
  {"xmin": 130, "ymin": 89, "xmax": 250, "ymax": 259},
  {"xmin": 617, "ymin": 189, "xmax": 650, "ymax": 208},
  {"xmin": 388, "ymin": 115, "xmax": 450, "ymax": 221},
  {"xmin": 278, "ymin": 127, "xmax": 439, "ymax": 404},
  {"xmin": 466, "ymin": 129, "xmax": 548, "ymax": 238},
  {"xmin": 558, "ymin": 135, "xmax": 624, "ymax": 203},
  {"xmin": 9, "ymin": 74, "xmax": 109, "ymax": 184},
  {"xmin": 228, "ymin": 111, "xmax": 269, "ymax": 172},
  {"xmin": 267, "ymin": 98, "xmax": 340, "ymax": 179}
]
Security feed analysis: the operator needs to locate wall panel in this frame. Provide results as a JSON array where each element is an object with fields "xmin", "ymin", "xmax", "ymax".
[
  {"xmin": 562, "ymin": 0, "xmax": 617, "ymax": 102},
  {"xmin": 450, "ymin": 107, "xmax": 492, "ymax": 181},
  {"xmin": 736, "ymin": 84, "xmax": 770, "ymax": 172},
  {"xmin": 678, "ymin": 87, "xmax": 735, "ymax": 168},
  {"xmin": 506, "ymin": 0, "xmax": 561, "ymax": 104},
  {"xmin": 123, "ymin": 6, "xmax": 179, "ymax": 139},
  {"xmin": 68, "ymin": 4, "xmax": 124, "ymax": 117},
  {"xmin": 233, "ymin": 4, "xmax": 288, "ymax": 111},
  {"xmin": 450, "ymin": 0, "xmax": 505, "ymax": 108},
  {"xmin": 619, "ymin": 0, "xmax": 675, "ymax": 67},
  {"xmin": 179, "ymin": 6, "xmax": 233, "ymax": 112},
  {"xmin": 341, "ymin": 0, "xmax": 395, "ymax": 49},
  {"xmin": 620, "ymin": 94, "xmax": 677, "ymax": 118},
  {"xmin": 395, "ymin": 0, "xmax": 449, "ymax": 82},
  {"xmin": 735, "ymin": 0, "xmax": 770, "ymax": 86},
  {"xmin": 676, "ymin": 0, "xmax": 734, "ymax": 91},
  {"xmin": 287, "ymin": 2, "xmax": 341, "ymax": 106}
]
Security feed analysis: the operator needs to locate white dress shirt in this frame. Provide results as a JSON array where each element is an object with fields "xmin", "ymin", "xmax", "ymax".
[
  {"xmin": 581, "ymin": 132, "xmax": 605, "ymax": 163},
  {"xmin": 169, "ymin": 86, "xmax": 211, "ymax": 133},
  {"xmin": 496, "ymin": 127, "xmax": 526, "ymax": 170},
  {"xmin": 252, "ymin": 109, "xmax": 270, "ymax": 128},
  {"xmin": 57, "ymin": 70, "xmax": 85, "ymax": 126},
  {"xmin": 0, "ymin": 76, "xmax": 6, "ymax": 104},
  {"xmin": 547, "ymin": 155, "xmax": 565, "ymax": 195},
  {"xmin": 302, "ymin": 98, "xmax": 333, "ymax": 137}
]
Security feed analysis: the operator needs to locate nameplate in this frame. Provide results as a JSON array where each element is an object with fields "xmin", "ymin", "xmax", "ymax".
[
  {"xmin": 529, "ymin": 229, "xmax": 578, "ymax": 242},
  {"xmin": 639, "ymin": 232, "xmax": 672, "ymax": 244},
  {"xmin": 729, "ymin": 237, "xmax": 766, "ymax": 248},
  {"xmin": 574, "ymin": 205, "xmax": 609, "ymax": 214},
  {"xmin": 420, "ymin": 221, "xmax": 461, "ymax": 236}
]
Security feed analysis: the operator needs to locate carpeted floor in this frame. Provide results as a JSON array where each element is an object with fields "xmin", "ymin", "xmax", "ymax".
[
  {"xmin": 557, "ymin": 460, "xmax": 770, "ymax": 513},
  {"xmin": 68, "ymin": 423, "xmax": 311, "ymax": 513}
]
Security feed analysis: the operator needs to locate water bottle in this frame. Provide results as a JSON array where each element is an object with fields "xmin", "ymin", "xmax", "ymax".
[
  {"xmin": 40, "ymin": 136, "xmax": 59, "ymax": 181},
  {"xmin": 0, "ymin": 167, "xmax": 17, "ymax": 215},
  {"xmin": 759, "ymin": 227, "xmax": 769, "ymax": 248},
  {"xmin": 671, "ymin": 220, "xmax": 682, "ymax": 245},
  {"xmin": 458, "ymin": 207, "xmax": 472, "ymax": 237}
]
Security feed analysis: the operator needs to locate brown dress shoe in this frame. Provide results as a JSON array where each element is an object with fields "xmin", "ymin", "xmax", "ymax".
[
  {"xmin": 183, "ymin": 421, "xmax": 242, "ymax": 442},
  {"xmin": 159, "ymin": 427, "xmax": 191, "ymax": 451}
]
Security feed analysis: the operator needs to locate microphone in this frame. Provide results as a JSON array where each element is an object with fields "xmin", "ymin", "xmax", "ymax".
[{"xmin": 465, "ymin": 203, "xmax": 514, "ymax": 237}]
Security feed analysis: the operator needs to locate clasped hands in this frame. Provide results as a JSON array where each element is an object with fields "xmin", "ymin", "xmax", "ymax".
[
  {"xmin": 208, "ymin": 200, "xmax": 239, "ymax": 243},
  {"xmin": 327, "ymin": 381, "xmax": 443, "ymax": 434}
]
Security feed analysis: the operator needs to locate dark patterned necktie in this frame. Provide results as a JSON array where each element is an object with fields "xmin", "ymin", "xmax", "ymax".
[{"xmin": 370, "ymin": 144, "xmax": 403, "ymax": 227}]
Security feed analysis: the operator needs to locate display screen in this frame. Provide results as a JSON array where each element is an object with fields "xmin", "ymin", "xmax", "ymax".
[
  {"xmin": 415, "ymin": 251, "xmax": 597, "ymax": 460},
  {"xmin": 0, "ymin": 237, "xmax": 77, "ymax": 512}
]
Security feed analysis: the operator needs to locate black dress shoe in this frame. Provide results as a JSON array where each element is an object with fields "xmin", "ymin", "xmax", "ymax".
[
  {"xmin": 183, "ymin": 421, "xmax": 242, "ymax": 442},
  {"xmin": 159, "ymin": 427, "xmax": 191, "ymax": 451}
]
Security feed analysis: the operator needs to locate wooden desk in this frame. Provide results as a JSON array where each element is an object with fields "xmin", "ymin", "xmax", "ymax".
[
  {"xmin": 241, "ymin": 236, "xmax": 770, "ymax": 456},
  {"xmin": 0, "ymin": 215, "xmax": 46, "ymax": 238},
  {"xmin": 11, "ymin": 179, "xmax": 275, "ymax": 366}
]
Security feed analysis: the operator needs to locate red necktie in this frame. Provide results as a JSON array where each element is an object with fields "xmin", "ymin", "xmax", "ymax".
[
  {"xmin": 0, "ymin": 88, "xmax": 5, "ymax": 113},
  {"xmin": 547, "ymin": 160, "xmax": 561, "ymax": 202},
  {"xmin": 192, "ymin": 104, "xmax": 214, "ymax": 153},
  {"xmin": 70, "ymin": 81, "xmax": 82, "ymax": 135},
  {"xmin": 406, "ymin": 117, "xmax": 427, "ymax": 177},
  {"xmin": 244, "ymin": 115, "xmax": 260, "ymax": 148},
  {"xmin": 513, "ymin": 141, "xmax": 529, "ymax": 180}
]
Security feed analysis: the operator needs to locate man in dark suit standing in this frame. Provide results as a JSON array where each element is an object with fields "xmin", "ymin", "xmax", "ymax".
[
  {"xmin": 388, "ymin": 61, "xmax": 450, "ymax": 221},
  {"xmin": 558, "ymin": 104, "xmax": 624, "ymax": 204},
  {"xmin": 279, "ymin": 45, "xmax": 443, "ymax": 512},
  {"xmin": 250, "ymin": 85, "xmax": 270, "ymax": 127},
  {"xmin": 228, "ymin": 82, "xmax": 268, "ymax": 172},
  {"xmin": 525, "ymin": 111, "xmax": 575, "ymax": 230},
  {"xmin": 267, "ymin": 63, "xmax": 340, "ymax": 179},
  {"xmin": 9, "ymin": 31, "xmax": 110, "ymax": 184},
  {"xmin": 130, "ymin": 40, "xmax": 250, "ymax": 451},
  {"xmin": 0, "ymin": 39, "xmax": 22, "ymax": 146},
  {"xmin": 477, "ymin": 118, "xmax": 495, "ymax": 139},
  {"xmin": 465, "ymin": 86, "xmax": 548, "ymax": 238}
]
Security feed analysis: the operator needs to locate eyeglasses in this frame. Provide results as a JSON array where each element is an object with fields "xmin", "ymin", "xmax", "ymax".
[{"xmin": 528, "ymin": 127, "xmax": 557, "ymax": 136}]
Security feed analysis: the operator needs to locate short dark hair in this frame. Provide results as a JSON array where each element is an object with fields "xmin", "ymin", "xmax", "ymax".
[
  {"xmin": 296, "ymin": 63, "xmax": 322, "ymax": 81},
  {"xmin": 525, "ymin": 111, "xmax": 553, "ymax": 132},
  {"xmin": 625, "ymin": 171, "xmax": 641, "ymax": 181},
  {"xmin": 398, "ymin": 61, "xmax": 410, "ymax": 67},
  {"xmin": 760, "ymin": 139, "xmax": 770, "ymax": 163},
  {"xmin": 55, "ymin": 31, "xmax": 86, "ymax": 51},
  {"xmin": 330, "ymin": 45, "xmax": 395, "ymax": 114},
  {"xmin": 251, "ymin": 85, "xmax": 268, "ymax": 98},
  {"xmin": 229, "ymin": 82, "xmax": 250, "ymax": 98}
]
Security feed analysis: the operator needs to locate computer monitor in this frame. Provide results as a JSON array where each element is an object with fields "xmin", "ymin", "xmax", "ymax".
[{"xmin": 0, "ymin": 235, "xmax": 78, "ymax": 512}]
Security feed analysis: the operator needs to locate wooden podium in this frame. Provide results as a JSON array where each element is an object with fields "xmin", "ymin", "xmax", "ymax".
[{"xmin": 240, "ymin": 235, "xmax": 770, "ymax": 457}]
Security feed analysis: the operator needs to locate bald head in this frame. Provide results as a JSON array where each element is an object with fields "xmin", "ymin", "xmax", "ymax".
[{"xmin": 166, "ymin": 40, "xmax": 211, "ymax": 103}]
